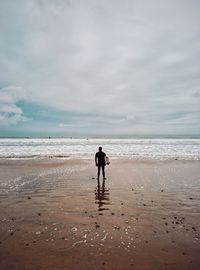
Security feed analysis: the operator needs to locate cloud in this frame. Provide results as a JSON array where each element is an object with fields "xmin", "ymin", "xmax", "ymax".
[
  {"xmin": 0, "ymin": 0, "xmax": 200, "ymax": 134},
  {"xmin": 193, "ymin": 90, "xmax": 200, "ymax": 98},
  {"xmin": 0, "ymin": 86, "xmax": 30, "ymax": 125}
]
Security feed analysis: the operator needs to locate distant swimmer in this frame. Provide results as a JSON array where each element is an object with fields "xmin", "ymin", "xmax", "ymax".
[{"xmin": 95, "ymin": 146, "xmax": 109, "ymax": 180}]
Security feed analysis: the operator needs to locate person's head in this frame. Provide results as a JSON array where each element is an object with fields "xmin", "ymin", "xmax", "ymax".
[{"xmin": 99, "ymin": 146, "xmax": 102, "ymax": 152}]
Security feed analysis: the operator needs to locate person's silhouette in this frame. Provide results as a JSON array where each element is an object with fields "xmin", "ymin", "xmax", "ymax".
[{"xmin": 95, "ymin": 146, "xmax": 106, "ymax": 180}]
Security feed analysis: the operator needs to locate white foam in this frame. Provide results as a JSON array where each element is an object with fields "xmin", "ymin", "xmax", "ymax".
[{"xmin": 0, "ymin": 138, "xmax": 200, "ymax": 160}]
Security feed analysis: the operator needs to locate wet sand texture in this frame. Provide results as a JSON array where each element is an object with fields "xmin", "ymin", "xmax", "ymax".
[{"xmin": 0, "ymin": 159, "xmax": 200, "ymax": 270}]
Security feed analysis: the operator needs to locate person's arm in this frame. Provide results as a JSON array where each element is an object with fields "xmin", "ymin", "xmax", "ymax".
[
  {"xmin": 95, "ymin": 153, "xmax": 98, "ymax": 166},
  {"xmin": 104, "ymin": 153, "xmax": 106, "ymax": 165}
]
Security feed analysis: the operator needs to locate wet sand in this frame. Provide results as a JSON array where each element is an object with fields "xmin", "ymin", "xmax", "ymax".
[{"xmin": 0, "ymin": 158, "xmax": 200, "ymax": 270}]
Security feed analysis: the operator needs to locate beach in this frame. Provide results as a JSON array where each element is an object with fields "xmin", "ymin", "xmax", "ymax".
[{"xmin": 0, "ymin": 158, "xmax": 200, "ymax": 270}]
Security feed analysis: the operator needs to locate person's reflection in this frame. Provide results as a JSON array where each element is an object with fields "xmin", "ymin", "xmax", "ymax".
[{"xmin": 95, "ymin": 179, "xmax": 110, "ymax": 212}]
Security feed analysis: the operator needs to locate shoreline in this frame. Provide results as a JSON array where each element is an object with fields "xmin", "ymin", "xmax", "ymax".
[
  {"xmin": 0, "ymin": 155, "xmax": 200, "ymax": 161},
  {"xmin": 0, "ymin": 158, "xmax": 199, "ymax": 269},
  {"xmin": 1, "ymin": 137, "xmax": 200, "ymax": 162}
]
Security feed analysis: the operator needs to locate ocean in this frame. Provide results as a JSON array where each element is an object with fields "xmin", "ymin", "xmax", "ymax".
[{"xmin": 0, "ymin": 137, "xmax": 200, "ymax": 160}]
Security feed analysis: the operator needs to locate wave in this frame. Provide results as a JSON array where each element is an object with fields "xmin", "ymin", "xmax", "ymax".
[
  {"xmin": 0, "ymin": 155, "xmax": 71, "ymax": 159},
  {"xmin": 0, "ymin": 138, "xmax": 200, "ymax": 160}
]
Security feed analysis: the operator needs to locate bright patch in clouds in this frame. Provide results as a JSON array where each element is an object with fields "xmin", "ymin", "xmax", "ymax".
[
  {"xmin": 0, "ymin": 86, "xmax": 30, "ymax": 125},
  {"xmin": 0, "ymin": 0, "xmax": 200, "ymax": 136}
]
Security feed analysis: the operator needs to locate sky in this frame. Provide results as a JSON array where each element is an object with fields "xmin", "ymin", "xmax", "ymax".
[{"xmin": 0, "ymin": 0, "xmax": 200, "ymax": 137}]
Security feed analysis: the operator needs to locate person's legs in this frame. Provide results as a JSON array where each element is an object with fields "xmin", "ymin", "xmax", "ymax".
[
  {"xmin": 102, "ymin": 165, "xmax": 105, "ymax": 179},
  {"xmin": 97, "ymin": 165, "xmax": 100, "ymax": 179}
]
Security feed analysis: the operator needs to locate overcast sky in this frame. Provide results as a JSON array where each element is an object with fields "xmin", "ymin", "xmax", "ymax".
[{"xmin": 0, "ymin": 0, "xmax": 200, "ymax": 136}]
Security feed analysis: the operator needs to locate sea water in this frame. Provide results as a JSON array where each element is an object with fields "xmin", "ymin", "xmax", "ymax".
[{"xmin": 0, "ymin": 137, "xmax": 200, "ymax": 160}]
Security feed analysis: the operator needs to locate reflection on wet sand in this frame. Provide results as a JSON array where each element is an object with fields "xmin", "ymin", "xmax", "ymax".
[{"xmin": 95, "ymin": 179, "xmax": 110, "ymax": 211}]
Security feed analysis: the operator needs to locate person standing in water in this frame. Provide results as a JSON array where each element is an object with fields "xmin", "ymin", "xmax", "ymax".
[{"xmin": 95, "ymin": 146, "xmax": 106, "ymax": 180}]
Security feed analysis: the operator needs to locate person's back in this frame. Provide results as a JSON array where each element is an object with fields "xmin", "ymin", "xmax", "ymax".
[
  {"xmin": 95, "ymin": 147, "xmax": 106, "ymax": 180},
  {"xmin": 95, "ymin": 151, "xmax": 106, "ymax": 166}
]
